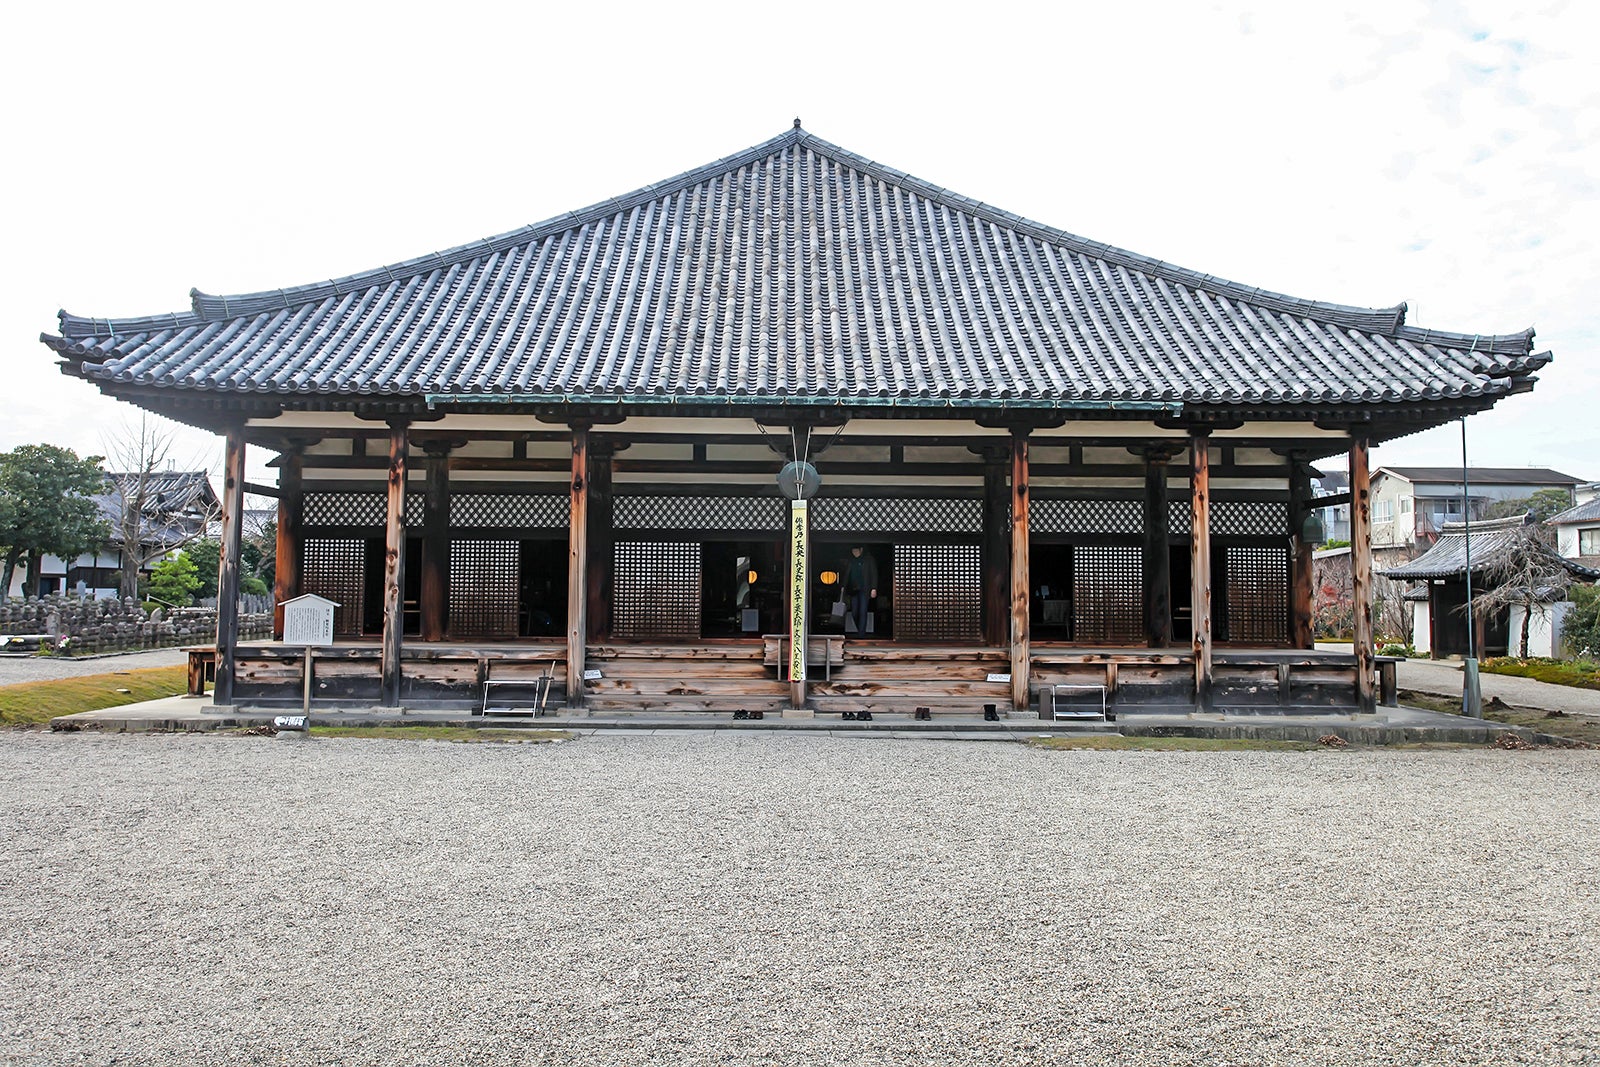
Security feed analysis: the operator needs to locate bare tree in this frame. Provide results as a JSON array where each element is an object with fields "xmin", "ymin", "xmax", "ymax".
[
  {"xmin": 101, "ymin": 416, "xmax": 221, "ymax": 599},
  {"xmin": 1470, "ymin": 518, "xmax": 1581, "ymax": 658}
]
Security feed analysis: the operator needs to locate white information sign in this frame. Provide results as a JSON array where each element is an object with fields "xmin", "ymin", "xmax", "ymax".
[{"xmin": 282, "ymin": 594, "xmax": 339, "ymax": 647}]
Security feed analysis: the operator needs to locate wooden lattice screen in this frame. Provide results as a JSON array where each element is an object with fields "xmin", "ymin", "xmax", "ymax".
[
  {"xmin": 612, "ymin": 542, "xmax": 702, "ymax": 639},
  {"xmin": 449, "ymin": 540, "xmax": 520, "ymax": 639},
  {"xmin": 893, "ymin": 544, "xmax": 980, "ymax": 641},
  {"xmin": 1226, "ymin": 546, "xmax": 1289, "ymax": 644},
  {"xmin": 1072, "ymin": 545, "xmax": 1144, "ymax": 644},
  {"xmin": 813, "ymin": 497, "xmax": 981, "ymax": 533},
  {"xmin": 615, "ymin": 497, "xmax": 784, "ymax": 531},
  {"xmin": 303, "ymin": 539, "xmax": 365, "ymax": 636}
]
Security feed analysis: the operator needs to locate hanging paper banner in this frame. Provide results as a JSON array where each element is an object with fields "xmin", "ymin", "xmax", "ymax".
[{"xmin": 790, "ymin": 499, "xmax": 808, "ymax": 682}]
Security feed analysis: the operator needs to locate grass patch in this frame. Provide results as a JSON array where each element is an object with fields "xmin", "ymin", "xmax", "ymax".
[
  {"xmin": 307, "ymin": 725, "xmax": 572, "ymax": 744},
  {"xmin": 0, "ymin": 666, "xmax": 188, "ymax": 726},
  {"xmin": 1480, "ymin": 657, "xmax": 1600, "ymax": 691},
  {"xmin": 1399, "ymin": 688, "xmax": 1599, "ymax": 746},
  {"xmin": 1027, "ymin": 735, "xmax": 1324, "ymax": 752}
]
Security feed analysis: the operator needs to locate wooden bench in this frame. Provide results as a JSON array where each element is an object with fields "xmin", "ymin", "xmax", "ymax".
[{"xmin": 186, "ymin": 646, "xmax": 217, "ymax": 695}]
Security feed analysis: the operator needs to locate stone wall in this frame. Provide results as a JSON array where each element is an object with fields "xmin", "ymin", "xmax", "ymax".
[{"xmin": 0, "ymin": 596, "xmax": 272, "ymax": 654}]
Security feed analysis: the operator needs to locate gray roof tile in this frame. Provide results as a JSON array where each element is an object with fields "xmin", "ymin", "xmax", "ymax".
[
  {"xmin": 41, "ymin": 127, "xmax": 1551, "ymax": 409},
  {"xmin": 1380, "ymin": 516, "xmax": 1600, "ymax": 581}
]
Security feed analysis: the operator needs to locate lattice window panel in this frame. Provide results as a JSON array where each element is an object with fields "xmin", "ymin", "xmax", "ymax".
[
  {"xmin": 302, "ymin": 539, "xmax": 365, "ymax": 636},
  {"xmin": 450, "ymin": 493, "xmax": 570, "ymax": 529},
  {"xmin": 892, "ymin": 544, "xmax": 980, "ymax": 641},
  {"xmin": 1166, "ymin": 499, "xmax": 1286, "ymax": 537},
  {"xmin": 448, "ymin": 540, "xmax": 520, "ymax": 639},
  {"xmin": 615, "ymin": 496, "xmax": 784, "ymax": 531},
  {"xmin": 1072, "ymin": 545, "xmax": 1144, "ymax": 643},
  {"xmin": 813, "ymin": 497, "xmax": 981, "ymax": 533},
  {"xmin": 1226, "ymin": 546, "xmax": 1289, "ymax": 644},
  {"xmin": 612, "ymin": 542, "xmax": 702, "ymax": 639},
  {"xmin": 1032, "ymin": 498, "xmax": 1142, "ymax": 535},
  {"xmin": 304, "ymin": 492, "xmax": 385, "ymax": 527},
  {"xmin": 1214, "ymin": 500, "xmax": 1288, "ymax": 537}
]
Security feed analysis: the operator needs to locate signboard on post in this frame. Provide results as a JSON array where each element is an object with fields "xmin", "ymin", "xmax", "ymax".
[
  {"xmin": 282, "ymin": 594, "xmax": 338, "ymax": 647},
  {"xmin": 280, "ymin": 594, "xmax": 339, "ymax": 718},
  {"xmin": 789, "ymin": 499, "xmax": 808, "ymax": 683}
]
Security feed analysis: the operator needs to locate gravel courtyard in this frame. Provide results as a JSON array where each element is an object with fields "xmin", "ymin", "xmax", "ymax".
[{"xmin": 3, "ymin": 732, "xmax": 1597, "ymax": 1066}]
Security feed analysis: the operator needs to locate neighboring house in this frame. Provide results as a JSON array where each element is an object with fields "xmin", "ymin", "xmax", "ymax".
[
  {"xmin": 1312, "ymin": 470, "xmax": 1350, "ymax": 545},
  {"xmin": 1549, "ymin": 490, "xmax": 1600, "ymax": 572},
  {"xmin": 1368, "ymin": 467, "xmax": 1582, "ymax": 554},
  {"xmin": 1380, "ymin": 516, "xmax": 1599, "ymax": 659},
  {"xmin": 5, "ymin": 470, "xmax": 220, "ymax": 599}
]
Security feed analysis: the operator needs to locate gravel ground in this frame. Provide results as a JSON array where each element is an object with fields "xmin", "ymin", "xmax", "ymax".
[
  {"xmin": 0, "ymin": 649, "xmax": 188, "ymax": 685},
  {"xmin": 2, "ymin": 732, "xmax": 1597, "ymax": 1066}
]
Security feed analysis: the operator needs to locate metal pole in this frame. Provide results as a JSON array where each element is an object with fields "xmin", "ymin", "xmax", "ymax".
[{"xmin": 1461, "ymin": 418, "xmax": 1482, "ymax": 717}]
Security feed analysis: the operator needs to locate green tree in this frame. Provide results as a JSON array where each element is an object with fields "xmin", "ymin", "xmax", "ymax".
[
  {"xmin": 185, "ymin": 538, "xmax": 221, "ymax": 598},
  {"xmin": 1483, "ymin": 489, "xmax": 1573, "ymax": 523},
  {"xmin": 0, "ymin": 445, "xmax": 109, "ymax": 598},
  {"xmin": 1565, "ymin": 585, "xmax": 1600, "ymax": 660},
  {"xmin": 147, "ymin": 553, "xmax": 200, "ymax": 607}
]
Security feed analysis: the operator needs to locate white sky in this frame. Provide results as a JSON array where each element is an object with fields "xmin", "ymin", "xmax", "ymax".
[{"xmin": 2, "ymin": 0, "xmax": 1594, "ymax": 489}]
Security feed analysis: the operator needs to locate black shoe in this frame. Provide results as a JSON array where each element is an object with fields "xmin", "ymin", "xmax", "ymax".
[
  {"xmin": 843, "ymin": 711, "xmax": 856, "ymax": 721},
  {"xmin": 861, "ymin": 711, "xmax": 873, "ymax": 721}
]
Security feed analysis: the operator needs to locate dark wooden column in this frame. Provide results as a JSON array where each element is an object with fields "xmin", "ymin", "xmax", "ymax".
[
  {"xmin": 1136, "ymin": 444, "xmax": 1182, "ymax": 648},
  {"xmin": 977, "ymin": 444, "xmax": 1010, "ymax": 647},
  {"xmin": 272, "ymin": 447, "xmax": 303, "ymax": 641},
  {"xmin": 420, "ymin": 440, "xmax": 456, "ymax": 642},
  {"xmin": 1349, "ymin": 433, "xmax": 1377, "ymax": 714},
  {"xmin": 567, "ymin": 424, "xmax": 590, "ymax": 708},
  {"xmin": 379, "ymin": 421, "xmax": 408, "ymax": 708},
  {"xmin": 212, "ymin": 427, "xmax": 247, "ymax": 706},
  {"xmin": 1287, "ymin": 456, "xmax": 1316, "ymax": 650},
  {"xmin": 1009, "ymin": 428, "xmax": 1031, "ymax": 712},
  {"xmin": 1189, "ymin": 432, "xmax": 1213, "ymax": 711},
  {"xmin": 585, "ymin": 441, "xmax": 616, "ymax": 641}
]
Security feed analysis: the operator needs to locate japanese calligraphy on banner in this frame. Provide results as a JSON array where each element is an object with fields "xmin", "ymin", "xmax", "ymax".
[{"xmin": 790, "ymin": 499, "xmax": 808, "ymax": 682}]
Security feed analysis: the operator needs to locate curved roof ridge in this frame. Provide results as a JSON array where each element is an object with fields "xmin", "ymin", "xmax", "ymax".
[
  {"xmin": 56, "ymin": 126, "xmax": 1537, "ymax": 348},
  {"xmin": 791, "ymin": 131, "xmax": 1413, "ymax": 335}
]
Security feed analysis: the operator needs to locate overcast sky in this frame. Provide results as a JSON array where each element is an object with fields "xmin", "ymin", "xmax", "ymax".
[{"xmin": 3, "ymin": 0, "xmax": 1594, "ymax": 488}]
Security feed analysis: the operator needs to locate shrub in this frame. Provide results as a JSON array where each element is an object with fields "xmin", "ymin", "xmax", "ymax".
[
  {"xmin": 1565, "ymin": 585, "xmax": 1600, "ymax": 661},
  {"xmin": 147, "ymin": 553, "xmax": 200, "ymax": 607},
  {"xmin": 1379, "ymin": 642, "xmax": 1416, "ymax": 658}
]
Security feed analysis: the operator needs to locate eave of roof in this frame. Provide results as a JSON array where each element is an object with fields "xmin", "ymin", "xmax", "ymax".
[{"xmin": 39, "ymin": 126, "xmax": 1552, "ymax": 413}]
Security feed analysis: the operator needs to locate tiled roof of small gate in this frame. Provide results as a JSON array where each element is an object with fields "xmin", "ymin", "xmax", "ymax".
[
  {"xmin": 1548, "ymin": 497, "xmax": 1600, "ymax": 525},
  {"xmin": 1380, "ymin": 516, "xmax": 1600, "ymax": 581},
  {"xmin": 41, "ymin": 126, "xmax": 1551, "ymax": 407}
]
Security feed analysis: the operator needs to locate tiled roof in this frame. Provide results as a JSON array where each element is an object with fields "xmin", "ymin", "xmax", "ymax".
[
  {"xmin": 41, "ymin": 127, "xmax": 1552, "ymax": 411},
  {"xmin": 1380, "ymin": 516, "xmax": 1600, "ymax": 581},
  {"xmin": 1378, "ymin": 467, "xmax": 1582, "ymax": 485},
  {"xmin": 1548, "ymin": 497, "xmax": 1600, "ymax": 525}
]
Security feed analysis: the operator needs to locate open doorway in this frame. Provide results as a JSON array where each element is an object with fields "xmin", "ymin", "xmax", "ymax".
[{"xmin": 701, "ymin": 541, "xmax": 783, "ymax": 637}]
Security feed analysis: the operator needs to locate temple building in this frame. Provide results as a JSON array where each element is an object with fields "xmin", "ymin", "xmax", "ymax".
[{"xmin": 39, "ymin": 125, "xmax": 1552, "ymax": 717}]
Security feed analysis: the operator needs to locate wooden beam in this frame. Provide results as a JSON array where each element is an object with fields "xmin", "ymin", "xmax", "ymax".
[
  {"xmin": 1190, "ymin": 433, "xmax": 1213, "ymax": 712},
  {"xmin": 1288, "ymin": 459, "xmax": 1315, "ymax": 650},
  {"xmin": 271, "ymin": 450, "xmax": 303, "ymax": 641},
  {"xmin": 1010, "ymin": 428, "xmax": 1031, "ymax": 712},
  {"xmin": 380, "ymin": 422, "xmax": 408, "ymax": 707},
  {"xmin": 586, "ymin": 443, "xmax": 615, "ymax": 641},
  {"xmin": 1141, "ymin": 448, "xmax": 1177, "ymax": 648},
  {"xmin": 567, "ymin": 425, "xmax": 590, "ymax": 708},
  {"xmin": 212, "ymin": 428, "xmax": 246, "ymax": 706},
  {"xmin": 1349, "ymin": 434, "xmax": 1377, "ymax": 714},
  {"xmin": 980, "ymin": 450, "xmax": 1009, "ymax": 647},
  {"xmin": 243, "ymin": 481, "xmax": 280, "ymax": 498},
  {"xmin": 420, "ymin": 443, "xmax": 452, "ymax": 642}
]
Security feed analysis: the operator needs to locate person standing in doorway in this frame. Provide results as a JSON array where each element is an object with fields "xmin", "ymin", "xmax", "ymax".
[{"xmin": 844, "ymin": 545, "xmax": 878, "ymax": 638}]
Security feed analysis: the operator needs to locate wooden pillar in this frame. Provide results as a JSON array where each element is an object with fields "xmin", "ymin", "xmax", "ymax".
[
  {"xmin": 420, "ymin": 441, "xmax": 453, "ymax": 642},
  {"xmin": 979, "ymin": 446, "xmax": 1010, "ymax": 647},
  {"xmin": 379, "ymin": 421, "xmax": 408, "ymax": 708},
  {"xmin": 1009, "ymin": 428, "xmax": 1031, "ymax": 712},
  {"xmin": 586, "ymin": 442, "xmax": 615, "ymax": 641},
  {"xmin": 1138, "ymin": 445, "xmax": 1180, "ymax": 648},
  {"xmin": 1288, "ymin": 457, "xmax": 1316, "ymax": 650},
  {"xmin": 212, "ymin": 427, "xmax": 246, "ymax": 706},
  {"xmin": 272, "ymin": 448, "xmax": 303, "ymax": 640},
  {"xmin": 1349, "ymin": 433, "xmax": 1377, "ymax": 714},
  {"xmin": 1189, "ymin": 432, "xmax": 1213, "ymax": 711},
  {"xmin": 567, "ymin": 424, "xmax": 590, "ymax": 708}
]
